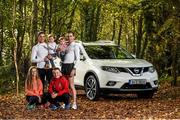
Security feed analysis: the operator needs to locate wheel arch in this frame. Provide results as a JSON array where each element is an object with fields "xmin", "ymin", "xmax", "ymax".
[{"xmin": 84, "ymin": 70, "xmax": 100, "ymax": 88}]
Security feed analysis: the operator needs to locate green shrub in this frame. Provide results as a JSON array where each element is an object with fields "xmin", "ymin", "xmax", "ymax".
[{"xmin": 0, "ymin": 64, "xmax": 16, "ymax": 94}]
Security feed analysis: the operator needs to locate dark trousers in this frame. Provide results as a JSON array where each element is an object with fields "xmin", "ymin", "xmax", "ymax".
[
  {"xmin": 26, "ymin": 96, "xmax": 40, "ymax": 105},
  {"xmin": 44, "ymin": 93, "xmax": 70, "ymax": 105},
  {"xmin": 38, "ymin": 68, "xmax": 53, "ymax": 92}
]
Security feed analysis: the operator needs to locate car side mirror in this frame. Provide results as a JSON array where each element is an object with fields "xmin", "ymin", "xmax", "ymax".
[{"xmin": 80, "ymin": 55, "xmax": 86, "ymax": 61}]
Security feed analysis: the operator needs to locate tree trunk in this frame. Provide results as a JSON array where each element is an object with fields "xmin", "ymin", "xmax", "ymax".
[
  {"xmin": 171, "ymin": 17, "xmax": 180, "ymax": 86},
  {"xmin": 117, "ymin": 17, "xmax": 123, "ymax": 46},
  {"xmin": 89, "ymin": 6, "xmax": 95, "ymax": 41},
  {"xmin": 171, "ymin": 0, "xmax": 180, "ymax": 86},
  {"xmin": 93, "ymin": 3, "xmax": 101, "ymax": 41},
  {"xmin": 111, "ymin": 14, "xmax": 116, "ymax": 41},
  {"xmin": 132, "ymin": 18, "xmax": 136, "ymax": 54},
  {"xmin": 136, "ymin": 15, "xmax": 143, "ymax": 58},
  {"xmin": 140, "ymin": 33, "xmax": 148, "ymax": 58},
  {"xmin": 171, "ymin": 39, "xmax": 177, "ymax": 86},
  {"xmin": 12, "ymin": 0, "xmax": 19, "ymax": 96},
  {"xmin": 17, "ymin": 0, "xmax": 26, "ymax": 71},
  {"xmin": 31, "ymin": 0, "xmax": 38, "ymax": 47},
  {"xmin": 67, "ymin": 1, "xmax": 77, "ymax": 31},
  {"xmin": 125, "ymin": 23, "xmax": 128, "ymax": 50},
  {"xmin": 0, "ymin": 8, "xmax": 3, "ymax": 66},
  {"xmin": 48, "ymin": 0, "xmax": 53, "ymax": 33},
  {"xmin": 42, "ymin": 0, "xmax": 48, "ymax": 32},
  {"xmin": 83, "ymin": 3, "xmax": 91, "ymax": 41},
  {"xmin": 177, "ymin": 41, "xmax": 180, "ymax": 79}
]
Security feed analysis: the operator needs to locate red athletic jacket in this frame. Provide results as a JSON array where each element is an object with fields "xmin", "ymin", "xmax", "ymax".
[{"xmin": 48, "ymin": 76, "xmax": 69, "ymax": 96}]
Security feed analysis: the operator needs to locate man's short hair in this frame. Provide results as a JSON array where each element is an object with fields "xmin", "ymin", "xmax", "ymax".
[
  {"xmin": 67, "ymin": 31, "xmax": 75, "ymax": 36},
  {"xmin": 37, "ymin": 31, "xmax": 45, "ymax": 37}
]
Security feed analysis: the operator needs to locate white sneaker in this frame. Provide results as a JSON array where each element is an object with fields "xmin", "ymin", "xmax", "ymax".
[
  {"xmin": 61, "ymin": 104, "xmax": 65, "ymax": 109},
  {"xmin": 71, "ymin": 103, "xmax": 77, "ymax": 110}
]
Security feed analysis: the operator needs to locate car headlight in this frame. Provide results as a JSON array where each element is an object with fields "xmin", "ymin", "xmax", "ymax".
[
  {"xmin": 148, "ymin": 66, "xmax": 155, "ymax": 73},
  {"xmin": 101, "ymin": 66, "xmax": 119, "ymax": 73}
]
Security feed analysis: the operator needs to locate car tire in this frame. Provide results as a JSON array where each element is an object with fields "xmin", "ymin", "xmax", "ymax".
[
  {"xmin": 85, "ymin": 75, "xmax": 100, "ymax": 100},
  {"xmin": 137, "ymin": 91, "xmax": 154, "ymax": 98}
]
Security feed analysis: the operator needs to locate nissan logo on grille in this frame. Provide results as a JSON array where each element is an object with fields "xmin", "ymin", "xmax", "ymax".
[{"xmin": 134, "ymin": 68, "xmax": 140, "ymax": 74}]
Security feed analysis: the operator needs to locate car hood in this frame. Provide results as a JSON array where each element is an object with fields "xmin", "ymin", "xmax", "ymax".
[{"xmin": 91, "ymin": 59, "xmax": 153, "ymax": 67}]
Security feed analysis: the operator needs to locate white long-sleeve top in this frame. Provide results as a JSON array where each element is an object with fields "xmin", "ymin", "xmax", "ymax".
[
  {"xmin": 47, "ymin": 42, "xmax": 57, "ymax": 54},
  {"xmin": 63, "ymin": 41, "xmax": 80, "ymax": 68},
  {"xmin": 31, "ymin": 42, "xmax": 49, "ymax": 68}
]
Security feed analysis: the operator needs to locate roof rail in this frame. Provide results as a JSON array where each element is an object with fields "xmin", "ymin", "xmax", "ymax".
[{"xmin": 96, "ymin": 40, "xmax": 115, "ymax": 44}]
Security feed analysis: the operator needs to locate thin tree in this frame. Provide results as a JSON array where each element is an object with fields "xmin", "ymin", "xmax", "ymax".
[
  {"xmin": 12, "ymin": 0, "xmax": 19, "ymax": 96},
  {"xmin": 31, "ymin": 0, "xmax": 38, "ymax": 47},
  {"xmin": 111, "ymin": 15, "xmax": 116, "ymax": 41},
  {"xmin": 136, "ymin": 14, "xmax": 143, "ymax": 58},
  {"xmin": 0, "ymin": 4, "xmax": 3, "ymax": 66},
  {"xmin": 117, "ymin": 17, "xmax": 123, "ymax": 46},
  {"xmin": 42, "ymin": 0, "xmax": 48, "ymax": 32}
]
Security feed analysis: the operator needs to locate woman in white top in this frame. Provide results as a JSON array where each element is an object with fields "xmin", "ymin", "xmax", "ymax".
[{"xmin": 60, "ymin": 31, "xmax": 80, "ymax": 110}]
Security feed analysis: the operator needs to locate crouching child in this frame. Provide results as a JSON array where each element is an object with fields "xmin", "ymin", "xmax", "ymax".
[
  {"xmin": 25, "ymin": 66, "xmax": 43, "ymax": 110},
  {"xmin": 44, "ymin": 67, "xmax": 70, "ymax": 110}
]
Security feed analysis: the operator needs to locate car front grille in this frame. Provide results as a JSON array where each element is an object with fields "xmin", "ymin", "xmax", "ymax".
[
  {"xmin": 129, "ymin": 68, "xmax": 142, "ymax": 74},
  {"xmin": 121, "ymin": 83, "xmax": 152, "ymax": 89},
  {"xmin": 116, "ymin": 67, "xmax": 150, "ymax": 76}
]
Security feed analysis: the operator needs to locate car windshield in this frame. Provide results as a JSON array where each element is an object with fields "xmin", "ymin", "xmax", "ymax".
[{"xmin": 84, "ymin": 45, "xmax": 135, "ymax": 59}]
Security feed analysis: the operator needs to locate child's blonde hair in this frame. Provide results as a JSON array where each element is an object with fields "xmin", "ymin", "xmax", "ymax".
[{"xmin": 48, "ymin": 34, "xmax": 54, "ymax": 38}]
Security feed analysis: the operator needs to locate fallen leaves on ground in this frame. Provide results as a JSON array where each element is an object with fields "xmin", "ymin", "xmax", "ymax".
[{"xmin": 0, "ymin": 82, "xmax": 179, "ymax": 119}]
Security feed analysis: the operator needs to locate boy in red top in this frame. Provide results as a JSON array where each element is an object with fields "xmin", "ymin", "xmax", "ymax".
[{"xmin": 47, "ymin": 67, "xmax": 70, "ymax": 110}]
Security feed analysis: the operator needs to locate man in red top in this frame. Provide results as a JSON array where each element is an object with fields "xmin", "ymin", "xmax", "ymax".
[{"xmin": 47, "ymin": 67, "xmax": 70, "ymax": 110}]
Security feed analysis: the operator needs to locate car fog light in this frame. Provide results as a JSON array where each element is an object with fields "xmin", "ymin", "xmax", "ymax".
[
  {"xmin": 106, "ymin": 81, "xmax": 116, "ymax": 86},
  {"xmin": 154, "ymin": 80, "xmax": 158, "ymax": 85}
]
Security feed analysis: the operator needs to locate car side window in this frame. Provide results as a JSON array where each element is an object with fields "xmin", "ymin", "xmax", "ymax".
[{"xmin": 80, "ymin": 49, "xmax": 85, "ymax": 61}]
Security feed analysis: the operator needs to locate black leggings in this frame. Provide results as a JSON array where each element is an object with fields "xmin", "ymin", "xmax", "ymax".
[
  {"xmin": 26, "ymin": 96, "xmax": 40, "ymax": 105},
  {"xmin": 38, "ymin": 68, "xmax": 53, "ymax": 91}
]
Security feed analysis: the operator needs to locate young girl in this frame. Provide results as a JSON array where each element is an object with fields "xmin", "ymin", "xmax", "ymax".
[{"xmin": 25, "ymin": 66, "xmax": 43, "ymax": 110}]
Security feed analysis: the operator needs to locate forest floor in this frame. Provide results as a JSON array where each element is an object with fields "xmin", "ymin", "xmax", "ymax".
[{"xmin": 0, "ymin": 81, "xmax": 180, "ymax": 119}]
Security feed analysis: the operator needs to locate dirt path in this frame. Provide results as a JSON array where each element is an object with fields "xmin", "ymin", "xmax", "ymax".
[{"xmin": 0, "ymin": 86, "xmax": 180, "ymax": 119}]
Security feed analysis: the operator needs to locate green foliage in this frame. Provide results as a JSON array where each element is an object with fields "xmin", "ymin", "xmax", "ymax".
[{"xmin": 0, "ymin": 64, "xmax": 16, "ymax": 94}]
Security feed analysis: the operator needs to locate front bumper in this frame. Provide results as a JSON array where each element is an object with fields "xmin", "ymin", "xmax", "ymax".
[
  {"xmin": 98, "ymin": 70, "xmax": 158, "ymax": 89},
  {"xmin": 100, "ymin": 87, "xmax": 158, "ymax": 94}
]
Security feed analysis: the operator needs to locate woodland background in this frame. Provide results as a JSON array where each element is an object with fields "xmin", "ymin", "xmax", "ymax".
[
  {"xmin": 0, "ymin": 0, "xmax": 179, "ymax": 101},
  {"xmin": 0, "ymin": 0, "xmax": 180, "ymax": 119}
]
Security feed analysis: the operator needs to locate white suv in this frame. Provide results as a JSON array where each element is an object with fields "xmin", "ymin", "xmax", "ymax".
[{"xmin": 74, "ymin": 40, "xmax": 158, "ymax": 100}]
